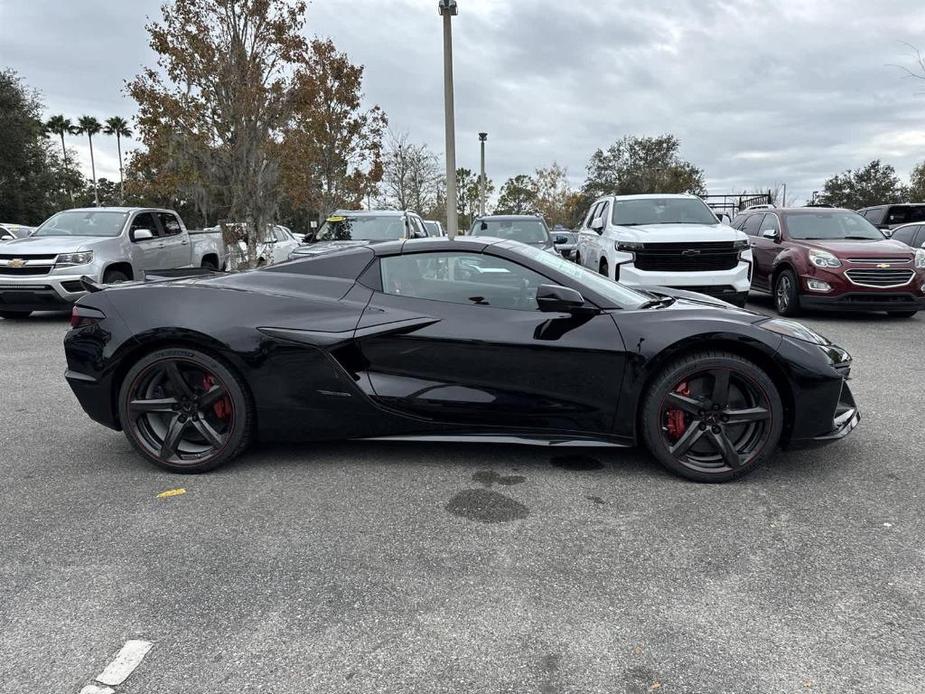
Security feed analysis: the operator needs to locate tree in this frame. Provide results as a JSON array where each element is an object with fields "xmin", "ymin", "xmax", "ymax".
[
  {"xmin": 45, "ymin": 115, "xmax": 76, "ymax": 200},
  {"xmin": 76, "ymin": 115, "xmax": 102, "ymax": 206},
  {"xmin": 380, "ymin": 130, "xmax": 442, "ymax": 213},
  {"xmin": 908, "ymin": 162, "xmax": 925, "ymax": 202},
  {"xmin": 0, "ymin": 70, "xmax": 75, "ymax": 223},
  {"xmin": 534, "ymin": 162, "xmax": 577, "ymax": 227},
  {"xmin": 583, "ymin": 134, "xmax": 706, "ymax": 198},
  {"xmin": 280, "ymin": 38, "xmax": 387, "ymax": 218},
  {"xmin": 104, "ymin": 116, "xmax": 132, "ymax": 203},
  {"xmin": 819, "ymin": 160, "xmax": 906, "ymax": 209},
  {"xmin": 456, "ymin": 167, "xmax": 494, "ymax": 229},
  {"xmin": 496, "ymin": 174, "xmax": 538, "ymax": 214},
  {"xmin": 128, "ymin": 0, "xmax": 309, "ymax": 267}
]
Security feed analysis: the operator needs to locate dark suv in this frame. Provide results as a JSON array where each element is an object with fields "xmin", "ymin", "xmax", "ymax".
[
  {"xmin": 731, "ymin": 207, "xmax": 925, "ymax": 317},
  {"xmin": 857, "ymin": 204, "xmax": 925, "ymax": 235}
]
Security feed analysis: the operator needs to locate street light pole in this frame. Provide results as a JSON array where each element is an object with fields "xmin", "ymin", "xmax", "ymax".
[
  {"xmin": 478, "ymin": 132, "xmax": 487, "ymax": 217},
  {"xmin": 439, "ymin": 0, "xmax": 459, "ymax": 238}
]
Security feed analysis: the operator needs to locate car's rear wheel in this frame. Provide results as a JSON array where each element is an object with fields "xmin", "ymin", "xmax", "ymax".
[
  {"xmin": 887, "ymin": 310, "xmax": 917, "ymax": 318},
  {"xmin": 118, "ymin": 348, "xmax": 253, "ymax": 473},
  {"xmin": 0, "ymin": 310, "xmax": 31, "ymax": 319},
  {"xmin": 774, "ymin": 269, "xmax": 801, "ymax": 316},
  {"xmin": 641, "ymin": 351, "xmax": 784, "ymax": 482}
]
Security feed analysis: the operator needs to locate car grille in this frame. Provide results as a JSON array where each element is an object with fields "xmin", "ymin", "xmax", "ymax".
[
  {"xmin": 846, "ymin": 257, "xmax": 912, "ymax": 264},
  {"xmin": 844, "ymin": 268, "xmax": 914, "ymax": 288},
  {"xmin": 0, "ymin": 266, "xmax": 52, "ymax": 276},
  {"xmin": 0, "ymin": 253, "xmax": 57, "ymax": 261},
  {"xmin": 633, "ymin": 242, "xmax": 739, "ymax": 272}
]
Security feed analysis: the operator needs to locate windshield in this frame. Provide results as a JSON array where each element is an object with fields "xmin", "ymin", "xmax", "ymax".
[
  {"xmin": 315, "ymin": 214, "xmax": 406, "ymax": 242},
  {"xmin": 785, "ymin": 212, "xmax": 884, "ymax": 240},
  {"xmin": 513, "ymin": 244, "xmax": 649, "ymax": 309},
  {"xmin": 34, "ymin": 210, "xmax": 128, "ymax": 238},
  {"xmin": 470, "ymin": 219, "xmax": 550, "ymax": 245},
  {"xmin": 612, "ymin": 198, "xmax": 718, "ymax": 226}
]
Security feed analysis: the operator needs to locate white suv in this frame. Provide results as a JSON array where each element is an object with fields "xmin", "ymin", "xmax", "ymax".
[{"xmin": 575, "ymin": 194, "xmax": 753, "ymax": 306}]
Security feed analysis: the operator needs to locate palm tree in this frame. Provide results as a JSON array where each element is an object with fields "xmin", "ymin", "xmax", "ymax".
[
  {"xmin": 104, "ymin": 116, "xmax": 132, "ymax": 204},
  {"xmin": 45, "ymin": 115, "xmax": 76, "ymax": 201},
  {"xmin": 76, "ymin": 115, "xmax": 102, "ymax": 206}
]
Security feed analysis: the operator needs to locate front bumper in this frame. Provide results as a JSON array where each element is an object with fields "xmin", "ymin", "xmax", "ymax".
[
  {"xmin": 0, "ymin": 273, "xmax": 91, "ymax": 311},
  {"xmin": 617, "ymin": 260, "xmax": 752, "ymax": 293},
  {"xmin": 800, "ymin": 292, "xmax": 925, "ymax": 313},
  {"xmin": 787, "ymin": 380, "xmax": 860, "ymax": 448}
]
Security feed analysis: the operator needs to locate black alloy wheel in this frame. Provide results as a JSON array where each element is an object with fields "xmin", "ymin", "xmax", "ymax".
[
  {"xmin": 774, "ymin": 269, "xmax": 800, "ymax": 316},
  {"xmin": 118, "ymin": 348, "xmax": 253, "ymax": 472},
  {"xmin": 641, "ymin": 351, "xmax": 784, "ymax": 482}
]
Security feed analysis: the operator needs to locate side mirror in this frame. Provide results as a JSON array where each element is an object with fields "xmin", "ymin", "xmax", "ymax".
[
  {"xmin": 761, "ymin": 229, "xmax": 780, "ymax": 240},
  {"xmin": 590, "ymin": 217, "xmax": 604, "ymax": 233},
  {"xmin": 717, "ymin": 214, "xmax": 732, "ymax": 225},
  {"xmin": 537, "ymin": 283, "xmax": 587, "ymax": 313},
  {"xmin": 882, "ymin": 228, "xmax": 894, "ymax": 238},
  {"xmin": 554, "ymin": 235, "xmax": 569, "ymax": 245},
  {"xmin": 132, "ymin": 228, "xmax": 155, "ymax": 241}
]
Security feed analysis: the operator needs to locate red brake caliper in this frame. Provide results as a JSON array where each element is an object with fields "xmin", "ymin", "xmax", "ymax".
[
  {"xmin": 201, "ymin": 374, "xmax": 232, "ymax": 421},
  {"xmin": 666, "ymin": 382, "xmax": 690, "ymax": 441}
]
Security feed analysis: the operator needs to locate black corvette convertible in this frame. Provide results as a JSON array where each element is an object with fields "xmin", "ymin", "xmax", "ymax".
[{"xmin": 64, "ymin": 237, "xmax": 859, "ymax": 482}]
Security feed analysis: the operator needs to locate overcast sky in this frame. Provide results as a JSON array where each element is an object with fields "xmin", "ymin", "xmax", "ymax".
[{"xmin": 2, "ymin": 0, "xmax": 925, "ymax": 203}]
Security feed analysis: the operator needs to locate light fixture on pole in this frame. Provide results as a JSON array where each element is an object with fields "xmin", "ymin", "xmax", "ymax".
[
  {"xmin": 438, "ymin": 0, "xmax": 458, "ymax": 238},
  {"xmin": 478, "ymin": 132, "xmax": 487, "ymax": 217}
]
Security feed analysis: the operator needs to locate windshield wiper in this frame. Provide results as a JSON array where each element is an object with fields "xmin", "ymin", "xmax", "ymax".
[
  {"xmin": 843, "ymin": 236, "xmax": 877, "ymax": 240},
  {"xmin": 638, "ymin": 296, "xmax": 676, "ymax": 310}
]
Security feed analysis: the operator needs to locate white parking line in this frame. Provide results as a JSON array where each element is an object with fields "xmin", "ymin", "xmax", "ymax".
[
  {"xmin": 95, "ymin": 639, "xmax": 154, "ymax": 686},
  {"xmin": 79, "ymin": 686, "xmax": 114, "ymax": 694}
]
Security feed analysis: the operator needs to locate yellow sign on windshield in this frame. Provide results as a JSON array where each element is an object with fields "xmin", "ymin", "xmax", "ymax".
[{"xmin": 326, "ymin": 215, "xmax": 347, "ymax": 223}]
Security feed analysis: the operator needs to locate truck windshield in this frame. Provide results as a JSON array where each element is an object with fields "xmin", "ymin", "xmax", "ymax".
[
  {"xmin": 470, "ymin": 219, "xmax": 550, "ymax": 245},
  {"xmin": 785, "ymin": 212, "xmax": 884, "ymax": 240},
  {"xmin": 315, "ymin": 215, "xmax": 406, "ymax": 242},
  {"xmin": 34, "ymin": 210, "xmax": 128, "ymax": 238},
  {"xmin": 612, "ymin": 198, "xmax": 718, "ymax": 226}
]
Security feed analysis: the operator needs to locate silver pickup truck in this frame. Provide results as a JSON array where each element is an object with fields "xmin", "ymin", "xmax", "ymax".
[{"xmin": 0, "ymin": 207, "xmax": 226, "ymax": 318}]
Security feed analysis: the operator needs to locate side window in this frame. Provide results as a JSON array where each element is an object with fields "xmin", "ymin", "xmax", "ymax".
[
  {"xmin": 742, "ymin": 214, "xmax": 762, "ymax": 236},
  {"xmin": 886, "ymin": 207, "xmax": 909, "ymax": 225},
  {"xmin": 598, "ymin": 201, "xmax": 611, "ymax": 227},
  {"xmin": 911, "ymin": 225, "xmax": 925, "ymax": 247},
  {"xmin": 412, "ymin": 216, "xmax": 428, "ymax": 238},
  {"xmin": 157, "ymin": 212, "xmax": 182, "ymax": 236},
  {"xmin": 862, "ymin": 209, "xmax": 881, "ymax": 224},
  {"xmin": 730, "ymin": 215, "xmax": 746, "ymax": 230},
  {"xmin": 379, "ymin": 252, "xmax": 548, "ymax": 311},
  {"xmin": 891, "ymin": 226, "xmax": 917, "ymax": 246},
  {"xmin": 759, "ymin": 213, "xmax": 780, "ymax": 234},
  {"xmin": 583, "ymin": 202, "xmax": 602, "ymax": 230},
  {"xmin": 274, "ymin": 226, "xmax": 288, "ymax": 243},
  {"xmin": 131, "ymin": 212, "xmax": 160, "ymax": 237}
]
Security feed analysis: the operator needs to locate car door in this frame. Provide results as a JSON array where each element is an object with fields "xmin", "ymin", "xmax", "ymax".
[
  {"xmin": 156, "ymin": 211, "xmax": 190, "ymax": 267},
  {"xmin": 129, "ymin": 211, "xmax": 169, "ymax": 272},
  {"xmin": 577, "ymin": 201, "xmax": 603, "ymax": 269},
  {"xmin": 750, "ymin": 213, "xmax": 780, "ymax": 290},
  {"xmin": 353, "ymin": 249, "xmax": 627, "ymax": 434}
]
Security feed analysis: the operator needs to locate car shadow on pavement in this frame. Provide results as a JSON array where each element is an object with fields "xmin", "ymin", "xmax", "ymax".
[{"xmin": 747, "ymin": 293, "xmax": 919, "ymax": 322}]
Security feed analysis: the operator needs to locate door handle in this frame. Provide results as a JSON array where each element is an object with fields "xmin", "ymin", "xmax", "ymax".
[{"xmin": 180, "ymin": 241, "xmax": 189, "ymax": 246}]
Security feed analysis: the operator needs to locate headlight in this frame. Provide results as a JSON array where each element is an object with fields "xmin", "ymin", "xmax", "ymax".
[
  {"xmin": 733, "ymin": 239, "xmax": 749, "ymax": 251},
  {"xmin": 616, "ymin": 241, "xmax": 643, "ymax": 252},
  {"xmin": 808, "ymin": 248, "xmax": 841, "ymax": 268},
  {"xmin": 915, "ymin": 248, "xmax": 925, "ymax": 269},
  {"xmin": 760, "ymin": 318, "xmax": 830, "ymax": 345},
  {"xmin": 55, "ymin": 251, "xmax": 94, "ymax": 267}
]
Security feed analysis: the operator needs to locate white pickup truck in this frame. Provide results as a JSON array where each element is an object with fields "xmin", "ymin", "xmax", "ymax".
[
  {"xmin": 575, "ymin": 194, "xmax": 753, "ymax": 307},
  {"xmin": 0, "ymin": 207, "xmax": 226, "ymax": 318}
]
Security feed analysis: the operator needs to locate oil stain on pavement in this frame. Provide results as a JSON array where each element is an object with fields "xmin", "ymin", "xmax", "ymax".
[
  {"xmin": 471, "ymin": 469, "xmax": 526, "ymax": 487},
  {"xmin": 445, "ymin": 488, "xmax": 529, "ymax": 523}
]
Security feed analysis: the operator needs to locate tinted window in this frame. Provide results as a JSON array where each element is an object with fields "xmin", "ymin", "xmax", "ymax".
[
  {"xmin": 157, "ymin": 212, "xmax": 182, "ymax": 236},
  {"xmin": 470, "ymin": 218, "xmax": 550, "ymax": 245},
  {"xmin": 886, "ymin": 206, "xmax": 925, "ymax": 225},
  {"xmin": 759, "ymin": 213, "xmax": 780, "ymax": 234},
  {"xmin": 862, "ymin": 209, "xmax": 882, "ymax": 224},
  {"xmin": 611, "ymin": 197, "xmax": 717, "ymax": 226},
  {"xmin": 913, "ymin": 226, "xmax": 925, "ymax": 248},
  {"xmin": 34, "ymin": 210, "xmax": 128, "ymax": 238},
  {"xmin": 784, "ymin": 211, "xmax": 883, "ymax": 240},
  {"xmin": 380, "ymin": 252, "xmax": 547, "ymax": 311},
  {"xmin": 891, "ymin": 226, "xmax": 918, "ymax": 246},
  {"xmin": 584, "ymin": 202, "xmax": 602, "ymax": 229},
  {"xmin": 730, "ymin": 215, "xmax": 747, "ymax": 230},
  {"xmin": 742, "ymin": 214, "xmax": 762, "ymax": 236},
  {"xmin": 131, "ymin": 212, "xmax": 159, "ymax": 237}
]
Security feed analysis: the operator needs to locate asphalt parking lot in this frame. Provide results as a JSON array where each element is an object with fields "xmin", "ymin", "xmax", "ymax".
[{"xmin": 1, "ymin": 299, "xmax": 923, "ymax": 694}]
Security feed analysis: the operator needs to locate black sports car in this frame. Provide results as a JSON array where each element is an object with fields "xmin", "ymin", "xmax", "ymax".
[{"xmin": 64, "ymin": 237, "xmax": 859, "ymax": 482}]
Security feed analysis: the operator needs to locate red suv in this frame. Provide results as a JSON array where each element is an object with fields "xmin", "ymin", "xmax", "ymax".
[{"xmin": 731, "ymin": 207, "xmax": 925, "ymax": 318}]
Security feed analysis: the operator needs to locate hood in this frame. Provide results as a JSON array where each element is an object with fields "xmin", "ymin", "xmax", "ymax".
[
  {"xmin": 290, "ymin": 239, "xmax": 381, "ymax": 257},
  {"xmin": 646, "ymin": 285, "xmax": 766, "ymax": 321},
  {"xmin": 0, "ymin": 235, "xmax": 116, "ymax": 254},
  {"xmin": 615, "ymin": 223, "xmax": 743, "ymax": 243},
  {"xmin": 802, "ymin": 238, "xmax": 914, "ymax": 258}
]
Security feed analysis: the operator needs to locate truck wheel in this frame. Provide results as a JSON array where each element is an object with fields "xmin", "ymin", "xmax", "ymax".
[
  {"xmin": 0, "ymin": 310, "xmax": 31, "ymax": 319},
  {"xmin": 774, "ymin": 270, "xmax": 801, "ymax": 316},
  {"xmin": 201, "ymin": 258, "xmax": 218, "ymax": 270},
  {"xmin": 103, "ymin": 269, "xmax": 130, "ymax": 284}
]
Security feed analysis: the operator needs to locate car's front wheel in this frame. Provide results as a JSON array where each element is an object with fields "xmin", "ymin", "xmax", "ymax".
[
  {"xmin": 641, "ymin": 351, "xmax": 784, "ymax": 482},
  {"xmin": 774, "ymin": 269, "xmax": 801, "ymax": 316},
  {"xmin": 118, "ymin": 347, "xmax": 254, "ymax": 473}
]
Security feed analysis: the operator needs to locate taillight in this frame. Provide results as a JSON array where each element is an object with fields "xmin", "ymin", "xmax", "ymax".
[{"xmin": 69, "ymin": 305, "xmax": 106, "ymax": 329}]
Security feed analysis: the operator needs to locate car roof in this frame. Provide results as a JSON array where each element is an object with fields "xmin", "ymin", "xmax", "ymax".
[
  {"xmin": 55, "ymin": 207, "xmax": 168, "ymax": 213},
  {"xmin": 473, "ymin": 214, "xmax": 542, "ymax": 221},
  {"xmin": 331, "ymin": 209, "xmax": 409, "ymax": 217},
  {"xmin": 605, "ymin": 194, "xmax": 700, "ymax": 201}
]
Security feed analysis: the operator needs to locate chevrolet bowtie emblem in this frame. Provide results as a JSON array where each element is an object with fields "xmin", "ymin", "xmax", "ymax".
[
  {"xmin": 876, "ymin": 263, "xmax": 891, "ymax": 268},
  {"xmin": 8, "ymin": 258, "xmax": 25, "ymax": 269}
]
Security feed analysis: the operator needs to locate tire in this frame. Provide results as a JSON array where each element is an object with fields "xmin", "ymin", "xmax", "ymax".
[
  {"xmin": 599, "ymin": 258, "xmax": 609, "ymax": 279},
  {"xmin": 201, "ymin": 258, "xmax": 218, "ymax": 270},
  {"xmin": 118, "ymin": 347, "xmax": 254, "ymax": 473},
  {"xmin": 640, "ymin": 351, "xmax": 784, "ymax": 483},
  {"xmin": 887, "ymin": 310, "xmax": 917, "ymax": 318},
  {"xmin": 774, "ymin": 269, "xmax": 801, "ymax": 316},
  {"xmin": 0, "ymin": 310, "xmax": 31, "ymax": 319},
  {"xmin": 103, "ymin": 268, "xmax": 130, "ymax": 284}
]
